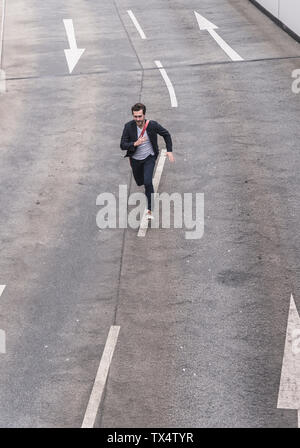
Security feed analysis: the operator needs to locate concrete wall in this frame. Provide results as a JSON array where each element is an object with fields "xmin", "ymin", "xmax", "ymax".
[{"xmin": 253, "ymin": 0, "xmax": 300, "ymax": 37}]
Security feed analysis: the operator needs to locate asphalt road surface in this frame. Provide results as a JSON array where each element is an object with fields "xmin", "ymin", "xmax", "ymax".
[{"xmin": 0, "ymin": 0, "xmax": 300, "ymax": 428}]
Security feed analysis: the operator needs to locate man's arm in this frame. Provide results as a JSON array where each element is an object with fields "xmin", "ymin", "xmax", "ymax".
[
  {"xmin": 120, "ymin": 124, "xmax": 135, "ymax": 152},
  {"xmin": 154, "ymin": 122, "xmax": 173, "ymax": 152},
  {"xmin": 120, "ymin": 124, "xmax": 147, "ymax": 154},
  {"xmin": 154, "ymin": 121, "xmax": 175, "ymax": 162}
]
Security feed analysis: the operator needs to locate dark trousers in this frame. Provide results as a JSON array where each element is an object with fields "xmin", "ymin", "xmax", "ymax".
[{"xmin": 130, "ymin": 154, "xmax": 156, "ymax": 211}]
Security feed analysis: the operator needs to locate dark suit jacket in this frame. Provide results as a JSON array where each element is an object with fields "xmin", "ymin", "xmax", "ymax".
[{"xmin": 120, "ymin": 119, "xmax": 172, "ymax": 159}]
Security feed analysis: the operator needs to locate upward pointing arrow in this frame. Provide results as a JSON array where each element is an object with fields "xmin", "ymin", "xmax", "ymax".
[
  {"xmin": 194, "ymin": 11, "xmax": 218, "ymax": 30},
  {"xmin": 277, "ymin": 294, "xmax": 300, "ymax": 428},
  {"xmin": 63, "ymin": 19, "xmax": 85, "ymax": 74},
  {"xmin": 194, "ymin": 11, "xmax": 243, "ymax": 61}
]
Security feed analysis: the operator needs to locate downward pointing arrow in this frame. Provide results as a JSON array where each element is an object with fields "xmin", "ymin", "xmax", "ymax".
[
  {"xmin": 194, "ymin": 11, "xmax": 243, "ymax": 61},
  {"xmin": 63, "ymin": 19, "xmax": 85, "ymax": 74},
  {"xmin": 277, "ymin": 294, "xmax": 300, "ymax": 427}
]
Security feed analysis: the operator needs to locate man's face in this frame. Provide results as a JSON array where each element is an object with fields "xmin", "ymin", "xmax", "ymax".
[{"xmin": 133, "ymin": 110, "xmax": 145, "ymax": 127}]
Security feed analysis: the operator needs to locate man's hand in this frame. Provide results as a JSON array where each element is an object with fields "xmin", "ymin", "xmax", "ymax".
[
  {"xmin": 166, "ymin": 152, "xmax": 175, "ymax": 163},
  {"xmin": 134, "ymin": 136, "xmax": 147, "ymax": 147}
]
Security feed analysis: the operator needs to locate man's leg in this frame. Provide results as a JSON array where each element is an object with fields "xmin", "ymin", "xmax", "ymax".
[
  {"xmin": 143, "ymin": 155, "xmax": 156, "ymax": 211},
  {"xmin": 130, "ymin": 158, "xmax": 144, "ymax": 186}
]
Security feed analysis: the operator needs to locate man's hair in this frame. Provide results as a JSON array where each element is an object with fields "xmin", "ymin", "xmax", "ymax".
[{"xmin": 131, "ymin": 103, "xmax": 146, "ymax": 115}]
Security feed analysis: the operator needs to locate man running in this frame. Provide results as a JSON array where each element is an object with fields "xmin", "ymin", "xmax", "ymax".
[{"xmin": 120, "ymin": 103, "xmax": 175, "ymax": 219}]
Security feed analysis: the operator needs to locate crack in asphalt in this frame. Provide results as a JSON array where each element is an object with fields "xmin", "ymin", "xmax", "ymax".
[
  {"xmin": 4, "ymin": 55, "xmax": 300, "ymax": 83},
  {"xmin": 97, "ymin": 0, "xmax": 145, "ymax": 429}
]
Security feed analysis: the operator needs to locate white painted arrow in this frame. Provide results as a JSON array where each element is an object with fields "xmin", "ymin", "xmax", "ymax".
[
  {"xmin": 63, "ymin": 19, "xmax": 85, "ymax": 74},
  {"xmin": 0, "ymin": 285, "xmax": 5, "ymax": 297},
  {"xmin": 277, "ymin": 294, "xmax": 300, "ymax": 428},
  {"xmin": 194, "ymin": 11, "xmax": 243, "ymax": 62}
]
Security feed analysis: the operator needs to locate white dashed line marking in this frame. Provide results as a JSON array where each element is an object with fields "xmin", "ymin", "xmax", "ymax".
[
  {"xmin": 0, "ymin": 0, "xmax": 6, "ymax": 67},
  {"xmin": 155, "ymin": 60, "xmax": 178, "ymax": 108},
  {"xmin": 0, "ymin": 0, "xmax": 6, "ymax": 92},
  {"xmin": 0, "ymin": 68, "xmax": 5, "ymax": 93},
  {"xmin": 277, "ymin": 294, "xmax": 300, "ymax": 427},
  {"xmin": 127, "ymin": 10, "xmax": 147, "ymax": 39},
  {"xmin": 81, "ymin": 325, "xmax": 120, "ymax": 428},
  {"xmin": 0, "ymin": 285, "xmax": 6, "ymax": 353}
]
